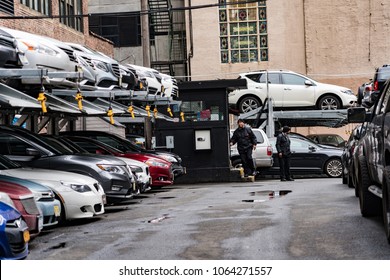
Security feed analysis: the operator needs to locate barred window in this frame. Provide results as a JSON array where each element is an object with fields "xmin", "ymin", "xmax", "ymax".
[
  {"xmin": 1, "ymin": 0, "xmax": 14, "ymax": 15},
  {"xmin": 20, "ymin": 0, "xmax": 50, "ymax": 15},
  {"xmin": 59, "ymin": 0, "xmax": 83, "ymax": 32},
  {"xmin": 219, "ymin": 0, "xmax": 268, "ymax": 63}
]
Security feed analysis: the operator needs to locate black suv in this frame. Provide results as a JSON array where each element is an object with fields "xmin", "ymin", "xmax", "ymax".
[
  {"xmin": 348, "ymin": 77, "xmax": 390, "ymax": 244},
  {"xmin": 359, "ymin": 65, "xmax": 390, "ymax": 107}
]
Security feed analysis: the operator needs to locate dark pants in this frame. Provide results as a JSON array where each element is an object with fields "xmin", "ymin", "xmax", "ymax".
[
  {"xmin": 239, "ymin": 148, "xmax": 255, "ymax": 176},
  {"xmin": 278, "ymin": 155, "xmax": 291, "ymax": 179}
]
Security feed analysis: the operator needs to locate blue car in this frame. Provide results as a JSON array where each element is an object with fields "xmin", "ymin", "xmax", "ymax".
[
  {"xmin": 0, "ymin": 195, "xmax": 29, "ymax": 260},
  {"xmin": 0, "ymin": 175, "xmax": 61, "ymax": 228}
]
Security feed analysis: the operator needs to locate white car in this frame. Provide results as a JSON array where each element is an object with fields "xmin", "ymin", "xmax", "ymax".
[
  {"xmin": 120, "ymin": 157, "xmax": 152, "ymax": 193},
  {"xmin": 125, "ymin": 64, "xmax": 163, "ymax": 96},
  {"xmin": 0, "ymin": 157, "xmax": 105, "ymax": 222},
  {"xmin": 228, "ymin": 70, "xmax": 357, "ymax": 113},
  {"xmin": 0, "ymin": 26, "xmax": 81, "ymax": 88},
  {"xmin": 160, "ymin": 73, "xmax": 179, "ymax": 98},
  {"xmin": 230, "ymin": 127, "xmax": 273, "ymax": 169}
]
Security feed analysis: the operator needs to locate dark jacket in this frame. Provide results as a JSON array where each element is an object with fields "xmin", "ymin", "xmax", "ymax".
[
  {"xmin": 230, "ymin": 126, "xmax": 257, "ymax": 152},
  {"xmin": 276, "ymin": 133, "xmax": 291, "ymax": 156}
]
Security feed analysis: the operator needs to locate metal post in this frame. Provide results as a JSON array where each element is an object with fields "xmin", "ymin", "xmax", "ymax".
[
  {"xmin": 141, "ymin": 0, "xmax": 151, "ymax": 67},
  {"xmin": 266, "ymin": 70, "xmax": 275, "ymax": 137}
]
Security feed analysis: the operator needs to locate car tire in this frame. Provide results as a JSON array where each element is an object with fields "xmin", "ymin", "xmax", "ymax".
[
  {"xmin": 232, "ymin": 158, "xmax": 243, "ymax": 169},
  {"xmin": 347, "ymin": 172, "xmax": 354, "ymax": 189},
  {"xmin": 383, "ymin": 167, "xmax": 390, "ymax": 243},
  {"xmin": 342, "ymin": 168, "xmax": 347, "ymax": 184},
  {"xmin": 324, "ymin": 158, "xmax": 342, "ymax": 178},
  {"xmin": 357, "ymin": 156, "xmax": 381, "ymax": 217},
  {"xmin": 238, "ymin": 96, "xmax": 261, "ymax": 113},
  {"xmin": 317, "ymin": 95, "xmax": 341, "ymax": 110}
]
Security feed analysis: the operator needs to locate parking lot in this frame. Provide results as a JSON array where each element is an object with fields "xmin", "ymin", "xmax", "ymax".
[{"xmin": 27, "ymin": 177, "xmax": 390, "ymax": 260}]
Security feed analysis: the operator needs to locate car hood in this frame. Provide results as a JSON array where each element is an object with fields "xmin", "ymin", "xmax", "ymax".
[
  {"xmin": 316, "ymin": 82, "xmax": 352, "ymax": 92},
  {"xmin": 115, "ymin": 157, "xmax": 148, "ymax": 168},
  {"xmin": 0, "ymin": 167, "xmax": 98, "ymax": 185},
  {"xmin": 0, "ymin": 175, "xmax": 51, "ymax": 193}
]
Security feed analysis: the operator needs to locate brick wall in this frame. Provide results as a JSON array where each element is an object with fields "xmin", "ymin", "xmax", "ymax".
[{"xmin": 0, "ymin": 0, "xmax": 113, "ymax": 56}]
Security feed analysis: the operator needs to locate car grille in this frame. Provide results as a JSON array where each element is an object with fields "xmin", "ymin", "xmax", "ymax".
[
  {"xmin": 81, "ymin": 56, "xmax": 94, "ymax": 67},
  {"xmin": 6, "ymin": 232, "xmax": 27, "ymax": 254},
  {"xmin": 0, "ymin": 36, "xmax": 14, "ymax": 48},
  {"xmin": 21, "ymin": 197, "xmax": 40, "ymax": 215},
  {"xmin": 58, "ymin": 47, "xmax": 77, "ymax": 63},
  {"xmin": 110, "ymin": 63, "xmax": 121, "ymax": 77},
  {"xmin": 148, "ymin": 87, "xmax": 158, "ymax": 95}
]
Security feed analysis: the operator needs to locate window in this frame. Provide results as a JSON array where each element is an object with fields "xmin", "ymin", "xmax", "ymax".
[
  {"xmin": 0, "ymin": 0, "xmax": 14, "ymax": 15},
  {"xmin": 20, "ymin": 0, "xmax": 50, "ymax": 15},
  {"xmin": 89, "ymin": 13, "xmax": 141, "ymax": 47},
  {"xmin": 282, "ymin": 74, "xmax": 307, "ymax": 86},
  {"xmin": 59, "ymin": 0, "xmax": 83, "ymax": 32},
  {"xmin": 219, "ymin": 0, "xmax": 268, "ymax": 63}
]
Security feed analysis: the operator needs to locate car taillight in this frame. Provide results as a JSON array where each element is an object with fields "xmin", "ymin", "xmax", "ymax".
[
  {"xmin": 267, "ymin": 146, "xmax": 272, "ymax": 156},
  {"xmin": 374, "ymin": 80, "xmax": 379, "ymax": 91}
]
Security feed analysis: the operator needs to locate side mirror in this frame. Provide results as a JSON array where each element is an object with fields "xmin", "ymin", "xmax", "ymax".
[
  {"xmin": 305, "ymin": 80, "xmax": 313, "ymax": 86},
  {"xmin": 347, "ymin": 107, "xmax": 371, "ymax": 123},
  {"xmin": 26, "ymin": 147, "xmax": 41, "ymax": 158}
]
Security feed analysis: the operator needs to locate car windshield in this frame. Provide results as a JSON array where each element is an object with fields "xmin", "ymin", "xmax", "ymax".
[
  {"xmin": 40, "ymin": 136, "xmax": 77, "ymax": 154},
  {"xmin": 0, "ymin": 154, "xmax": 21, "ymax": 170}
]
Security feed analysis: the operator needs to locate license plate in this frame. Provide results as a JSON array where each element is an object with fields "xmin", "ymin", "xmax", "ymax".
[
  {"xmin": 38, "ymin": 215, "xmax": 43, "ymax": 231},
  {"xmin": 54, "ymin": 205, "xmax": 61, "ymax": 217},
  {"xmin": 18, "ymin": 53, "xmax": 29, "ymax": 65},
  {"xmin": 102, "ymin": 194, "xmax": 107, "ymax": 205},
  {"xmin": 132, "ymin": 182, "xmax": 136, "ymax": 191},
  {"xmin": 23, "ymin": 230, "xmax": 30, "ymax": 243}
]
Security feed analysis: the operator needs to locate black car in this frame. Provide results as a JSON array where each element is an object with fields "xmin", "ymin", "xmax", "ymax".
[
  {"xmin": 0, "ymin": 126, "xmax": 136, "ymax": 204},
  {"xmin": 60, "ymin": 130, "xmax": 186, "ymax": 178},
  {"xmin": 266, "ymin": 136, "xmax": 343, "ymax": 178}
]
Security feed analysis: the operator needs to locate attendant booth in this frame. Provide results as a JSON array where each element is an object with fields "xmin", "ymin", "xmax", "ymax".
[{"xmin": 154, "ymin": 79, "xmax": 246, "ymax": 183}]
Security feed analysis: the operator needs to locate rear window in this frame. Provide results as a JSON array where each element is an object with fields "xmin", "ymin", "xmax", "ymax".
[
  {"xmin": 377, "ymin": 68, "xmax": 390, "ymax": 81},
  {"xmin": 253, "ymin": 130, "xmax": 265, "ymax": 144}
]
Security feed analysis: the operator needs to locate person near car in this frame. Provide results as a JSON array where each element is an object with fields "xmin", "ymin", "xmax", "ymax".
[
  {"xmin": 276, "ymin": 126, "xmax": 294, "ymax": 181},
  {"xmin": 230, "ymin": 119, "xmax": 257, "ymax": 177}
]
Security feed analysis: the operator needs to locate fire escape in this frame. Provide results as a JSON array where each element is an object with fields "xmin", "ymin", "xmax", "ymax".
[{"xmin": 148, "ymin": 0, "xmax": 187, "ymax": 78}]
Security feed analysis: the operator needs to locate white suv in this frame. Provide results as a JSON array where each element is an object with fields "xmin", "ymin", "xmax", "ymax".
[
  {"xmin": 228, "ymin": 70, "xmax": 357, "ymax": 113},
  {"xmin": 230, "ymin": 128, "xmax": 273, "ymax": 170}
]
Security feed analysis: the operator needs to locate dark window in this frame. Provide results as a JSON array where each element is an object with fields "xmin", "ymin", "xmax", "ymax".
[
  {"xmin": 20, "ymin": 0, "xmax": 50, "ymax": 15},
  {"xmin": 1, "ymin": 0, "xmax": 14, "ymax": 15},
  {"xmin": 59, "ymin": 0, "xmax": 83, "ymax": 32},
  {"xmin": 89, "ymin": 13, "xmax": 142, "ymax": 47}
]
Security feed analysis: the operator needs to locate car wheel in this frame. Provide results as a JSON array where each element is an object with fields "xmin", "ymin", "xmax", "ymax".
[
  {"xmin": 383, "ymin": 167, "xmax": 390, "ymax": 243},
  {"xmin": 342, "ymin": 168, "xmax": 347, "ymax": 184},
  {"xmin": 317, "ymin": 95, "xmax": 341, "ymax": 110},
  {"xmin": 357, "ymin": 156, "xmax": 381, "ymax": 217},
  {"xmin": 347, "ymin": 172, "xmax": 354, "ymax": 189},
  {"xmin": 232, "ymin": 158, "xmax": 243, "ymax": 169},
  {"xmin": 238, "ymin": 96, "xmax": 261, "ymax": 113},
  {"xmin": 324, "ymin": 158, "xmax": 342, "ymax": 178}
]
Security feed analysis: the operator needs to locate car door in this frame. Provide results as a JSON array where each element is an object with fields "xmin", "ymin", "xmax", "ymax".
[
  {"xmin": 251, "ymin": 73, "xmax": 284, "ymax": 107},
  {"xmin": 289, "ymin": 138, "xmax": 324, "ymax": 172},
  {"xmin": 280, "ymin": 73, "xmax": 316, "ymax": 107}
]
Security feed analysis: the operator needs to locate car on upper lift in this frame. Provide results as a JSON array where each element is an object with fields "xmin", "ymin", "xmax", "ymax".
[{"xmin": 228, "ymin": 70, "xmax": 357, "ymax": 113}]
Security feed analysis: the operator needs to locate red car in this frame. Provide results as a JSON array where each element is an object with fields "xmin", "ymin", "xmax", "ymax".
[
  {"xmin": 0, "ymin": 181, "xmax": 42, "ymax": 237},
  {"xmin": 60, "ymin": 136, "xmax": 174, "ymax": 188}
]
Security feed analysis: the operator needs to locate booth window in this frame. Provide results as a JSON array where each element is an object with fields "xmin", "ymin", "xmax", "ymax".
[{"xmin": 181, "ymin": 101, "xmax": 224, "ymax": 122}]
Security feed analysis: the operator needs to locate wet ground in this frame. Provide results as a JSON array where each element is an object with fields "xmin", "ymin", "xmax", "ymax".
[{"xmin": 27, "ymin": 177, "xmax": 390, "ymax": 260}]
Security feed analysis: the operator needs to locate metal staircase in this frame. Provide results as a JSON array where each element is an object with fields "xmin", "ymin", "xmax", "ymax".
[{"xmin": 148, "ymin": 0, "xmax": 187, "ymax": 78}]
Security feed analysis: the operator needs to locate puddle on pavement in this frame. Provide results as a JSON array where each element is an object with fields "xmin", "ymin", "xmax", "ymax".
[
  {"xmin": 243, "ymin": 190, "xmax": 292, "ymax": 203},
  {"xmin": 44, "ymin": 242, "xmax": 66, "ymax": 251},
  {"xmin": 147, "ymin": 214, "xmax": 171, "ymax": 223}
]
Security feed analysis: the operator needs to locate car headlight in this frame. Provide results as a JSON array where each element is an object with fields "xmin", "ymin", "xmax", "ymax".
[
  {"xmin": 91, "ymin": 59, "xmax": 109, "ymax": 72},
  {"xmin": 340, "ymin": 89, "xmax": 354, "ymax": 95},
  {"xmin": 129, "ymin": 165, "xmax": 143, "ymax": 173},
  {"xmin": 97, "ymin": 164, "xmax": 127, "ymax": 175},
  {"xmin": 61, "ymin": 181, "xmax": 92, "ymax": 193},
  {"xmin": 18, "ymin": 39, "xmax": 58, "ymax": 56},
  {"xmin": 145, "ymin": 159, "xmax": 169, "ymax": 168},
  {"xmin": 158, "ymin": 154, "xmax": 177, "ymax": 163}
]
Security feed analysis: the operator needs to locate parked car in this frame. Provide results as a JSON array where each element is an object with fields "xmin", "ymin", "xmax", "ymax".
[
  {"xmin": 61, "ymin": 135, "xmax": 173, "ymax": 189},
  {"xmin": 228, "ymin": 70, "xmax": 357, "ymax": 113},
  {"xmin": 230, "ymin": 128, "xmax": 273, "ymax": 170},
  {"xmin": 360, "ymin": 65, "xmax": 390, "ymax": 108},
  {"xmin": 66, "ymin": 42, "xmax": 122, "ymax": 89},
  {"xmin": 42, "ymin": 135, "xmax": 151, "ymax": 194},
  {"xmin": 0, "ymin": 180, "xmax": 42, "ymax": 237},
  {"xmin": 347, "ymin": 77, "xmax": 390, "ymax": 243},
  {"xmin": 59, "ymin": 130, "xmax": 186, "ymax": 179},
  {"xmin": 125, "ymin": 64, "xmax": 163, "ymax": 96},
  {"xmin": 266, "ymin": 136, "xmax": 343, "ymax": 178},
  {"xmin": 306, "ymin": 134, "xmax": 346, "ymax": 148},
  {"xmin": 160, "ymin": 73, "xmax": 179, "ymax": 98},
  {"xmin": 0, "ymin": 125, "xmax": 135, "ymax": 204},
  {"xmin": 0, "ymin": 174, "xmax": 60, "ymax": 228},
  {"xmin": 0, "ymin": 28, "xmax": 22, "ymax": 69},
  {"xmin": 0, "ymin": 192, "xmax": 29, "ymax": 260},
  {"xmin": 0, "ymin": 26, "xmax": 81, "ymax": 89}
]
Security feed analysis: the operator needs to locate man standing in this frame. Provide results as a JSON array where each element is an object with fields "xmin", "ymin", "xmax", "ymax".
[
  {"xmin": 230, "ymin": 119, "xmax": 257, "ymax": 177},
  {"xmin": 276, "ymin": 126, "xmax": 294, "ymax": 181}
]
